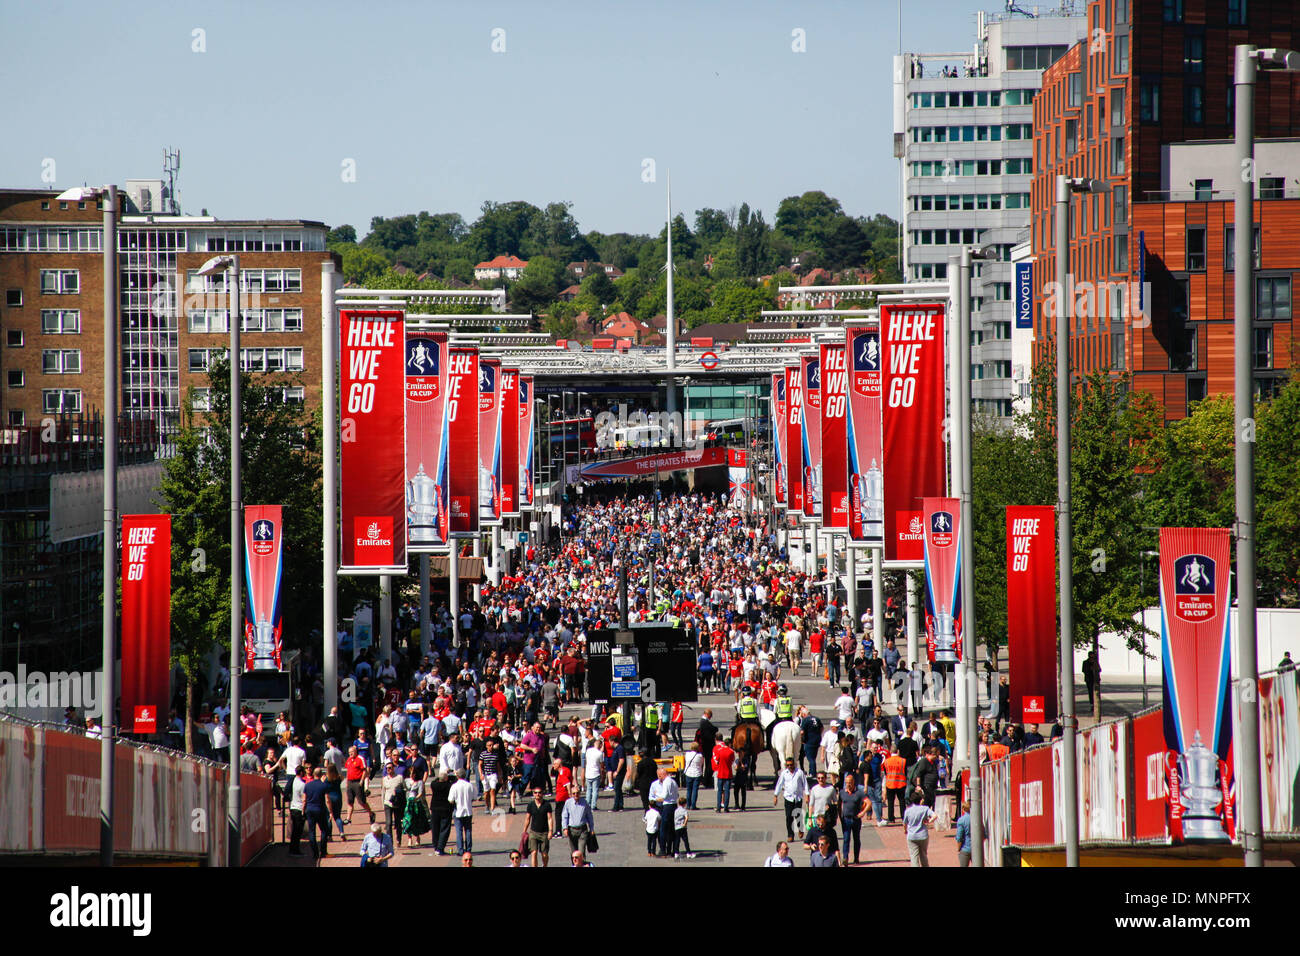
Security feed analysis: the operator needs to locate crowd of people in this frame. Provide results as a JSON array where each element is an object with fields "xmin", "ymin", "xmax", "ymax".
[{"xmin": 217, "ymin": 484, "xmax": 1054, "ymax": 867}]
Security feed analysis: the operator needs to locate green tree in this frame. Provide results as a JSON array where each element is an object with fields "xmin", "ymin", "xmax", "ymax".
[
  {"xmin": 1143, "ymin": 393, "xmax": 1235, "ymax": 530},
  {"xmin": 822, "ymin": 217, "xmax": 871, "ymax": 270},
  {"xmin": 160, "ymin": 360, "xmax": 327, "ymax": 752},
  {"xmin": 735, "ymin": 203, "xmax": 772, "ymax": 277},
  {"xmin": 581, "ymin": 269, "xmax": 617, "ymax": 306},
  {"xmin": 327, "ymin": 224, "xmax": 357, "ymax": 245},
  {"xmin": 339, "ymin": 245, "xmax": 391, "ymax": 283},
  {"xmin": 509, "ymin": 255, "xmax": 567, "ymax": 314},
  {"xmin": 1257, "ymin": 375, "xmax": 1300, "ymax": 606},
  {"xmin": 693, "ymin": 207, "xmax": 734, "ymax": 253}
]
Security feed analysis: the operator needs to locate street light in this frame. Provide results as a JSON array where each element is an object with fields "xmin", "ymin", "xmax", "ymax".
[
  {"xmin": 57, "ymin": 183, "xmax": 117, "ymax": 867},
  {"xmin": 1139, "ymin": 550, "xmax": 1158, "ymax": 708},
  {"xmin": 196, "ymin": 252, "xmax": 243, "ymax": 868},
  {"xmin": 957, "ymin": 243, "xmax": 998, "ymax": 867},
  {"xmin": 1233, "ymin": 42, "xmax": 1299, "ymax": 868},
  {"xmin": 1054, "ymin": 173, "xmax": 1109, "ymax": 868}
]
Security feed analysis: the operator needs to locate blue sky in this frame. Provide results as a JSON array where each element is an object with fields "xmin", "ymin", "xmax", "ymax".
[{"xmin": 1, "ymin": 0, "xmax": 988, "ymax": 237}]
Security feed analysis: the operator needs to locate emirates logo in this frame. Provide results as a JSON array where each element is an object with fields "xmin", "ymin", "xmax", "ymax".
[
  {"xmin": 367, "ymin": 521, "xmax": 382, "ymax": 540},
  {"xmin": 909, "ymin": 516, "xmax": 923, "ymax": 534}
]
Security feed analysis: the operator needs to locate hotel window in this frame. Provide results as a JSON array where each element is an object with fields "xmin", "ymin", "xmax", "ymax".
[
  {"xmin": 188, "ymin": 310, "xmax": 228, "ymax": 333},
  {"xmin": 40, "ymin": 269, "xmax": 80, "ymax": 295},
  {"xmin": 1224, "ymin": 226, "xmax": 1260, "ymax": 270},
  {"xmin": 1115, "ymin": 236, "xmax": 1129, "ymax": 272},
  {"xmin": 1187, "ymin": 377, "xmax": 1206, "ymax": 405},
  {"xmin": 1139, "ymin": 79, "xmax": 1160, "ymax": 122},
  {"xmin": 1163, "ymin": 0, "xmax": 1182, "ymax": 22},
  {"xmin": 1171, "ymin": 326, "xmax": 1197, "ymax": 371},
  {"xmin": 1227, "ymin": 81, "xmax": 1235, "ymax": 126},
  {"xmin": 1183, "ymin": 34, "xmax": 1204, "ymax": 74},
  {"xmin": 1065, "ymin": 120, "xmax": 1077, "ymax": 154},
  {"xmin": 1253, "ymin": 326, "xmax": 1273, "ymax": 370},
  {"xmin": 1068, "ymin": 73, "xmax": 1082, "ymax": 108},
  {"xmin": 1111, "ymin": 135, "xmax": 1124, "ymax": 174},
  {"xmin": 41, "ymin": 309, "xmax": 80, "ymax": 333},
  {"xmin": 6, "ymin": 330, "xmax": 22, "ymax": 348},
  {"xmin": 1228, "ymin": 0, "xmax": 1246, "ymax": 26},
  {"xmin": 1260, "ymin": 177, "xmax": 1285, "ymax": 200},
  {"xmin": 1256, "ymin": 277, "xmax": 1291, "ymax": 320},
  {"xmin": 8, "ymin": 409, "xmax": 24, "ymax": 426},
  {"xmin": 42, "ymin": 349, "xmax": 81, "ymax": 374},
  {"xmin": 1186, "ymin": 227, "xmax": 1206, "ymax": 271},
  {"xmin": 1194, "ymin": 179, "xmax": 1213, "ymax": 201},
  {"xmin": 1112, "ymin": 328, "xmax": 1126, "ymax": 370},
  {"xmin": 1184, "ymin": 85, "xmax": 1204, "ymax": 125},
  {"xmin": 1116, "ymin": 36, "xmax": 1129, "ymax": 74},
  {"xmin": 7, "ymin": 370, "xmax": 24, "ymax": 388},
  {"xmin": 5, "ymin": 289, "xmax": 21, "ymax": 307},
  {"xmin": 1113, "ymin": 185, "xmax": 1127, "ymax": 224},
  {"xmin": 1115, "ymin": 0, "xmax": 1128, "ymax": 23},
  {"xmin": 191, "ymin": 387, "xmax": 211, "ymax": 411},
  {"xmin": 42, "ymin": 388, "xmax": 81, "ymax": 413},
  {"xmin": 242, "ymin": 310, "xmax": 264, "ymax": 332}
]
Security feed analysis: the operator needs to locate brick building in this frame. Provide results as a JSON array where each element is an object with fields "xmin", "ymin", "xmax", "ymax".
[
  {"xmin": 1, "ymin": 187, "xmax": 337, "ymax": 441},
  {"xmin": 1028, "ymin": 0, "xmax": 1300, "ymax": 419}
]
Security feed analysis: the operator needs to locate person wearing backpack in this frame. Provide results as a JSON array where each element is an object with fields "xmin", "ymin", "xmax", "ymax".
[{"xmin": 799, "ymin": 707, "xmax": 822, "ymax": 775}]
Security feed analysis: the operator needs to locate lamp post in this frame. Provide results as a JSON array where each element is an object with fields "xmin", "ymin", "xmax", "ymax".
[
  {"xmin": 958, "ymin": 243, "xmax": 998, "ymax": 866},
  {"xmin": 57, "ymin": 184, "xmax": 117, "ymax": 866},
  {"xmin": 1055, "ymin": 174, "xmax": 1108, "ymax": 868},
  {"xmin": 1233, "ymin": 43, "xmax": 1299, "ymax": 868},
  {"xmin": 1139, "ymin": 550, "xmax": 1158, "ymax": 708},
  {"xmin": 196, "ymin": 252, "xmax": 243, "ymax": 867}
]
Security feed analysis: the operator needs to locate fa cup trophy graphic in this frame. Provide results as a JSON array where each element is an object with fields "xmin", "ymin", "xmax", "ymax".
[
  {"xmin": 1177, "ymin": 730, "xmax": 1229, "ymax": 840},
  {"xmin": 407, "ymin": 463, "xmax": 442, "ymax": 543}
]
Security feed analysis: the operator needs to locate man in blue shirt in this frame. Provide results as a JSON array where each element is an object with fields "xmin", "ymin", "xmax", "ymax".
[
  {"xmin": 302, "ymin": 768, "xmax": 331, "ymax": 859},
  {"xmin": 954, "ymin": 799, "xmax": 972, "ymax": 867}
]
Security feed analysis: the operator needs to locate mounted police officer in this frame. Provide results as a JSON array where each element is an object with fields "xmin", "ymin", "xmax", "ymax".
[{"xmin": 767, "ymin": 683, "xmax": 795, "ymax": 747}]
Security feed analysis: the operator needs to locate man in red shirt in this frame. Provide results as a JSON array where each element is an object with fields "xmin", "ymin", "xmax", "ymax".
[
  {"xmin": 344, "ymin": 745, "xmax": 373, "ymax": 824},
  {"xmin": 551, "ymin": 757, "xmax": 573, "ymax": 836},
  {"xmin": 491, "ymin": 685, "xmax": 509, "ymax": 719},
  {"xmin": 711, "ymin": 740, "xmax": 736, "ymax": 812}
]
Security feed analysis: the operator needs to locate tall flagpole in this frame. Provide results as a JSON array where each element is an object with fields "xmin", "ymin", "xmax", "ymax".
[{"xmin": 666, "ymin": 171, "xmax": 677, "ymax": 418}]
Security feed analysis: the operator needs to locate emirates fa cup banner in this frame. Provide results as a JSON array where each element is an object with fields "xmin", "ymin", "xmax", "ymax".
[
  {"xmin": 819, "ymin": 342, "xmax": 848, "ymax": 529},
  {"xmin": 447, "ymin": 347, "xmax": 480, "ymax": 535},
  {"xmin": 1006, "ymin": 506, "xmax": 1056, "ymax": 723},
  {"xmin": 785, "ymin": 364, "xmax": 803, "ymax": 514},
  {"xmin": 847, "ymin": 325, "xmax": 884, "ymax": 545},
  {"xmin": 404, "ymin": 330, "xmax": 450, "ymax": 550},
  {"xmin": 800, "ymin": 353, "xmax": 821, "ymax": 522},
  {"xmin": 882, "ymin": 304, "xmax": 947, "ymax": 561},
  {"xmin": 244, "ymin": 505, "xmax": 284, "ymax": 672},
  {"xmin": 340, "ymin": 310, "xmax": 406, "ymax": 573},
  {"xmin": 500, "ymin": 368, "xmax": 520, "ymax": 517},
  {"xmin": 772, "ymin": 372, "xmax": 787, "ymax": 508},
  {"xmin": 922, "ymin": 497, "xmax": 961, "ymax": 664},
  {"xmin": 121, "ymin": 514, "xmax": 171, "ymax": 734},
  {"xmin": 1159, "ymin": 527, "xmax": 1235, "ymax": 843},
  {"xmin": 479, "ymin": 357, "xmax": 503, "ymax": 526},
  {"xmin": 519, "ymin": 375, "xmax": 535, "ymax": 509},
  {"xmin": 728, "ymin": 448, "xmax": 750, "ymax": 510}
]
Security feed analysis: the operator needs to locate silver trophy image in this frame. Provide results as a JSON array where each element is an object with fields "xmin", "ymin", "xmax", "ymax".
[
  {"xmin": 407, "ymin": 463, "xmax": 441, "ymax": 543},
  {"xmin": 864, "ymin": 459, "xmax": 885, "ymax": 538},
  {"xmin": 251, "ymin": 620, "xmax": 278, "ymax": 670},
  {"xmin": 1178, "ymin": 730, "xmax": 1229, "ymax": 840},
  {"xmin": 933, "ymin": 611, "xmax": 957, "ymax": 662}
]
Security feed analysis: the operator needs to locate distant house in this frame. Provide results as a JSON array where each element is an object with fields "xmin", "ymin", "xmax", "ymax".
[
  {"xmin": 679, "ymin": 322, "xmax": 748, "ymax": 344},
  {"xmin": 567, "ymin": 260, "xmax": 624, "ymax": 280},
  {"xmin": 474, "ymin": 254, "xmax": 529, "ymax": 280},
  {"xmin": 601, "ymin": 311, "xmax": 655, "ymax": 344},
  {"xmin": 557, "ymin": 284, "xmax": 582, "ymax": 302}
]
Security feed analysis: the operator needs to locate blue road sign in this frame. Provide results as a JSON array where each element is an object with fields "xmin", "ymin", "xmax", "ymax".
[
  {"xmin": 611, "ymin": 681, "xmax": 642, "ymax": 698},
  {"xmin": 613, "ymin": 662, "xmax": 638, "ymax": 680}
]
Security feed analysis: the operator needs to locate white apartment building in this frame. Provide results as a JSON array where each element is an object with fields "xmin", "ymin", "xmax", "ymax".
[{"xmin": 895, "ymin": 3, "xmax": 1086, "ymax": 422}]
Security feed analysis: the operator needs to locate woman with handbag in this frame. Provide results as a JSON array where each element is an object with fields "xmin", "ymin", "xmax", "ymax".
[{"xmin": 402, "ymin": 773, "xmax": 430, "ymax": 848}]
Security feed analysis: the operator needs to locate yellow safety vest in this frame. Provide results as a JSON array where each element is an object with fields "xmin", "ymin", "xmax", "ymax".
[
  {"xmin": 738, "ymin": 698, "xmax": 758, "ymax": 719},
  {"xmin": 775, "ymin": 697, "xmax": 793, "ymax": 719},
  {"xmin": 644, "ymin": 707, "xmax": 660, "ymax": 729}
]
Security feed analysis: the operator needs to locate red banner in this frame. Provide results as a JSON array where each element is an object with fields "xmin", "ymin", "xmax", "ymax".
[
  {"xmin": 479, "ymin": 357, "xmax": 503, "ymax": 526},
  {"xmin": 785, "ymin": 365, "xmax": 803, "ymax": 514},
  {"xmin": 772, "ymin": 372, "xmax": 786, "ymax": 507},
  {"xmin": 120, "ymin": 514, "xmax": 170, "ymax": 733},
  {"xmin": 500, "ymin": 368, "xmax": 520, "ymax": 517},
  {"xmin": 881, "ymin": 303, "xmax": 947, "ymax": 560},
  {"xmin": 895, "ymin": 509, "xmax": 924, "ymax": 561},
  {"xmin": 404, "ymin": 330, "xmax": 450, "ymax": 551},
  {"xmin": 447, "ymin": 347, "xmax": 480, "ymax": 535},
  {"xmin": 819, "ymin": 342, "xmax": 848, "ymax": 529},
  {"xmin": 1009, "ymin": 745, "xmax": 1055, "ymax": 847},
  {"xmin": 578, "ymin": 446, "xmax": 728, "ymax": 479},
  {"xmin": 340, "ymin": 309, "xmax": 407, "ymax": 571},
  {"xmin": 846, "ymin": 325, "xmax": 882, "ymax": 543},
  {"xmin": 922, "ymin": 498, "xmax": 961, "ymax": 663},
  {"xmin": 243, "ymin": 505, "xmax": 283, "ymax": 672},
  {"xmin": 239, "ymin": 773, "xmax": 275, "ymax": 865},
  {"xmin": 1132, "ymin": 709, "xmax": 1170, "ymax": 841},
  {"xmin": 1006, "ymin": 505, "xmax": 1057, "ymax": 723},
  {"xmin": 800, "ymin": 352, "xmax": 821, "ymax": 521},
  {"xmin": 518, "ymin": 375, "xmax": 535, "ymax": 509}
]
